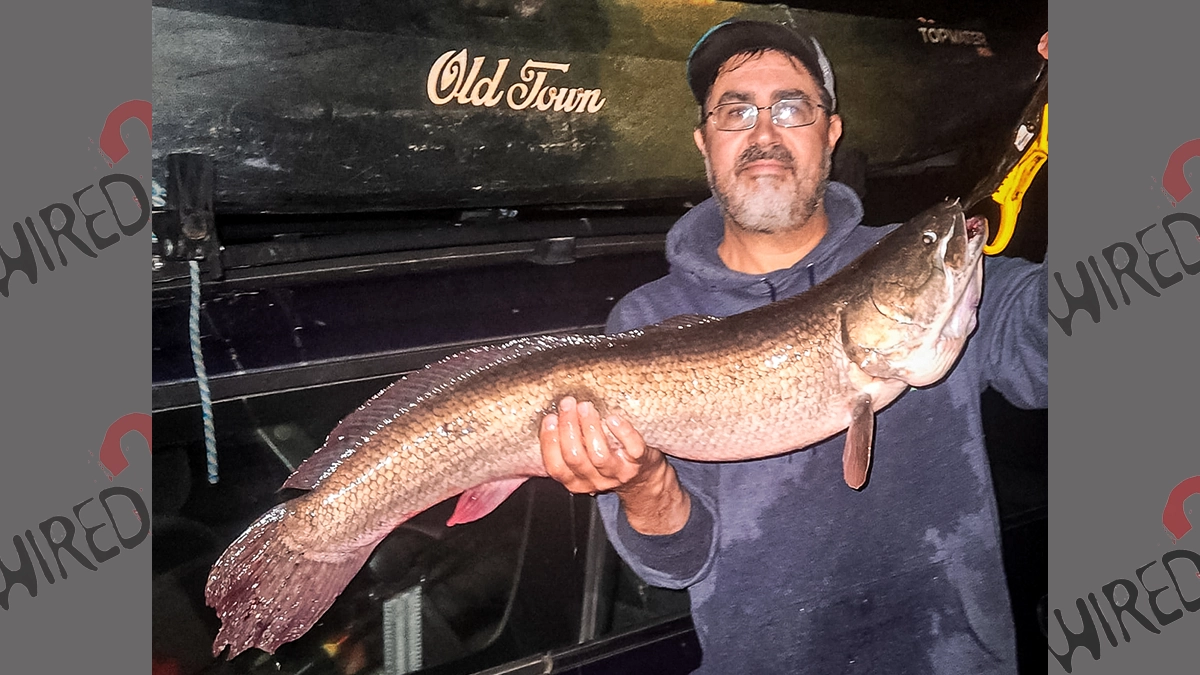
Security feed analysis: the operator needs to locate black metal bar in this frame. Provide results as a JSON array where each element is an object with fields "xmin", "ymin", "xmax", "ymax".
[
  {"xmin": 151, "ymin": 234, "xmax": 666, "ymax": 299},
  {"xmin": 578, "ymin": 502, "xmax": 611, "ymax": 644},
  {"xmin": 152, "ymin": 325, "xmax": 607, "ymax": 412},
  {"xmin": 458, "ymin": 615, "xmax": 696, "ymax": 675}
]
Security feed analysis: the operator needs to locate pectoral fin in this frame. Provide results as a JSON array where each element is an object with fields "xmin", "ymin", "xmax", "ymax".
[
  {"xmin": 447, "ymin": 477, "xmax": 529, "ymax": 526},
  {"xmin": 843, "ymin": 395, "xmax": 875, "ymax": 490}
]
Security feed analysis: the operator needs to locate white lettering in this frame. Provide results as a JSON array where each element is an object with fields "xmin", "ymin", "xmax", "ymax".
[
  {"xmin": 427, "ymin": 50, "xmax": 468, "ymax": 105},
  {"xmin": 555, "ymin": 87, "xmax": 581, "ymax": 112},
  {"xmin": 507, "ymin": 70, "xmax": 547, "ymax": 110},
  {"xmin": 469, "ymin": 58, "xmax": 510, "ymax": 107},
  {"xmin": 534, "ymin": 85, "xmax": 558, "ymax": 111},
  {"xmin": 917, "ymin": 27, "xmax": 990, "ymax": 48},
  {"xmin": 427, "ymin": 51, "xmax": 604, "ymax": 114},
  {"xmin": 581, "ymin": 89, "xmax": 606, "ymax": 113},
  {"xmin": 453, "ymin": 56, "xmax": 487, "ymax": 105}
]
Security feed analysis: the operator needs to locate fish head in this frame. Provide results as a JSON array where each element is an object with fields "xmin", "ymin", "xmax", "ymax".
[{"xmin": 841, "ymin": 199, "xmax": 987, "ymax": 387}]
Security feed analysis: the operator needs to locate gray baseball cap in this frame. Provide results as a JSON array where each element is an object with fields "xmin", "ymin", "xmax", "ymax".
[{"xmin": 687, "ymin": 19, "xmax": 838, "ymax": 112}]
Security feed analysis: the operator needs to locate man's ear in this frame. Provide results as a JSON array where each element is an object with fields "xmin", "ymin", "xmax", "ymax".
[
  {"xmin": 827, "ymin": 113, "xmax": 844, "ymax": 151},
  {"xmin": 693, "ymin": 126, "xmax": 708, "ymax": 159}
]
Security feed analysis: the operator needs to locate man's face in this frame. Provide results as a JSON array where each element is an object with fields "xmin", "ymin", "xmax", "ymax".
[{"xmin": 694, "ymin": 50, "xmax": 843, "ymax": 234}]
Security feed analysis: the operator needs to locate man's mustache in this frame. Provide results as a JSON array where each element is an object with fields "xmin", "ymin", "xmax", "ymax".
[{"xmin": 736, "ymin": 144, "xmax": 795, "ymax": 172}]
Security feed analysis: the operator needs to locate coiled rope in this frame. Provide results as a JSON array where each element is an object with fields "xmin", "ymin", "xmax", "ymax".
[{"xmin": 189, "ymin": 260, "xmax": 218, "ymax": 483}]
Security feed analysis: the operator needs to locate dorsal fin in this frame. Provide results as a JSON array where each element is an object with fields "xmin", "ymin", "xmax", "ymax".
[
  {"xmin": 642, "ymin": 313, "xmax": 720, "ymax": 332},
  {"xmin": 281, "ymin": 335, "xmax": 576, "ymax": 491}
]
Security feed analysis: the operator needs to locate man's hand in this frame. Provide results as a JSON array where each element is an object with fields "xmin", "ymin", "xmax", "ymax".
[{"xmin": 540, "ymin": 396, "xmax": 691, "ymax": 535}]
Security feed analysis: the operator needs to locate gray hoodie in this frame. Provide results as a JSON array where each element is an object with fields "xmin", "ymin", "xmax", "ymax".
[{"xmin": 597, "ymin": 181, "xmax": 1047, "ymax": 674}]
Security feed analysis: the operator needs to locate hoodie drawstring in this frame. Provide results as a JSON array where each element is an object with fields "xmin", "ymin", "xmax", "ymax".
[{"xmin": 765, "ymin": 264, "xmax": 816, "ymax": 302}]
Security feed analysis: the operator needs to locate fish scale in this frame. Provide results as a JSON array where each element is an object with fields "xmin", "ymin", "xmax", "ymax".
[{"xmin": 206, "ymin": 199, "xmax": 988, "ymax": 658}]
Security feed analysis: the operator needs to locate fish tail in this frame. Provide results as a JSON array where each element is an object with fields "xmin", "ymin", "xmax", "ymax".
[{"xmin": 205, "ymin": 504, "xmax": 375, "ymax": 659}]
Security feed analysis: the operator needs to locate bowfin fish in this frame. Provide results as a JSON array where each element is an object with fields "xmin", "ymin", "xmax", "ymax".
[{"xmin": 206, "ymin": 199, "xmax": 987, "ymax": 658}]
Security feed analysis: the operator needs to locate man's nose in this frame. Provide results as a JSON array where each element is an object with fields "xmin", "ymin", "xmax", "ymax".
[{"xmin": 748, "ymin": 108, "xmax": 783, "ymax": 145}]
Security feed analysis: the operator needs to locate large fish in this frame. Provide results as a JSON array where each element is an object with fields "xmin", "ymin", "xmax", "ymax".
[{"xmin": 206, "ymin": 199, "xmax": 987, "ymax": 658}]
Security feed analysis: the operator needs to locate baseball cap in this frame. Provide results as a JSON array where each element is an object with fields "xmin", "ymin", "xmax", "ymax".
[{"xmin": 686, "ymin": 19, "xmax": 838, "ymax": 112}]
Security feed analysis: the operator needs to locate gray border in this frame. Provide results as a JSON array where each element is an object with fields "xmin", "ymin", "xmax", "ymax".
[
  {"xmin": 1048, "ymin": 2, "xmax": 1200, "ymax": 672},
  {"xmin": 0, "ymin": 1, "xmax": 150, "ymax": 670}
]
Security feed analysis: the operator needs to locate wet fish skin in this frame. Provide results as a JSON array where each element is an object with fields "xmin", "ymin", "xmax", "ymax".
[{"xmin": 205, "ymin": 199, "xmax": 987, "ymax": 658}]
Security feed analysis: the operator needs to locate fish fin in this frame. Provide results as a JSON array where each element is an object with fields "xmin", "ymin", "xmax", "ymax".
[
  {"xmin": 843, "ymin": 394, "xmax": 875, "ymax": 490},
  {"xmin": 283, "ymin": 336, "xmax": 573, "ymax": 491},
  {"xmin": 206, "ymin": 504, "xmax": 376, "ymax": 659},
  {"xmin": 447, "ymin": 477, "xmax": 530, "ymax": 526},
  {"xmin": 642, "ymin": 313, "xmax": 720, "ymax": 332}
]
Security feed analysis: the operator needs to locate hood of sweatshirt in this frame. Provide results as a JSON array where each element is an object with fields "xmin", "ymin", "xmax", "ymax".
[{"xmin": 664, "ymin": 181, "xmax": 870, "ymax": 305}]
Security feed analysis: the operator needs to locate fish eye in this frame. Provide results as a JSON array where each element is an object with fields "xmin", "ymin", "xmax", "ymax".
[{"xmin": 922, "ymin": 231, "xmax": 938, "ymax": 245}]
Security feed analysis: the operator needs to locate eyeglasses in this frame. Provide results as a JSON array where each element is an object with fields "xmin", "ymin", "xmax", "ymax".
[{"xmin": 704, "ymin": 98, "xmax": 829, "ymax": 131}]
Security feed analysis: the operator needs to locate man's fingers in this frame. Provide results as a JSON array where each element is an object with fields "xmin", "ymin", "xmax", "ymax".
[
  {"xmin": 557, "ymin": 397, "xmax": 587, "ymax": 464},
  {"xmin": 539, "ymin": 414, "xmax": 572, "ymax": 483},
  {"xmin": 606, "ymin": 414, "xmax": 646, "ymax": 461},
  {"xmin": 555, "ymin": 398, "xmax": 607, "ymax": 485},
  {"xmin": 540, "ymin": 397, "xmax": 655, "ymax": 494},
  {"xmin": 578, "ymin": 401, "xmax": 620, "ymax": 478},
  {"xmin": 542, "ymin": 412, "xmax": 604, "ymax": 493}
]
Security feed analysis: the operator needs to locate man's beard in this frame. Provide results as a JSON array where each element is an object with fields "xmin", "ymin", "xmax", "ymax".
[{"xmin": 707, "ymin": 143, "xmax": 833, "ymax": 234}]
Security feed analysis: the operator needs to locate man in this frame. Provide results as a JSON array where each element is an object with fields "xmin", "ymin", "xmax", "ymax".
[{"xmin": 540, "ymin": 20, "xmax": 1048, "ymax": 674}]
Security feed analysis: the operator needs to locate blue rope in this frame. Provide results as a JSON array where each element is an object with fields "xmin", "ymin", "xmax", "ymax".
[{"xmin": 189, "ymin": 260, "xmax": 218, "ymax": 484}]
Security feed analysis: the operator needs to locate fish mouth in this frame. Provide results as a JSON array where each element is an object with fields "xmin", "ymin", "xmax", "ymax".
[
  {"xmin": 925, "ymin": 210, "xmax": 986, "ymax": 355},
  {"xmin": 950, "ymin": 212, "xmax": 988, "ymax": 270},
  {"xmin": 962, "ymin": 214, "xmax": 988, "ymax": 263},
  {"xmin": 965, "ymin": 215, "xmax": 986, "ymax": 240},
  {"xmin": 938, "ymin": 213, "xmax": 987, "ymax": 342}
]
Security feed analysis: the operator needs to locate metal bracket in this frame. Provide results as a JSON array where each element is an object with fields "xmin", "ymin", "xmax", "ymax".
[
  {"xmin": 383, "ymin": 585, "xmax": 424, "ymax": 674},
  {"xmin": 153, "ymin": 152, "xmax": 222, "ymax": 283},
  {"xmin": 531, "ymin": 237, "xmax": 577, "ymax": 265}
]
